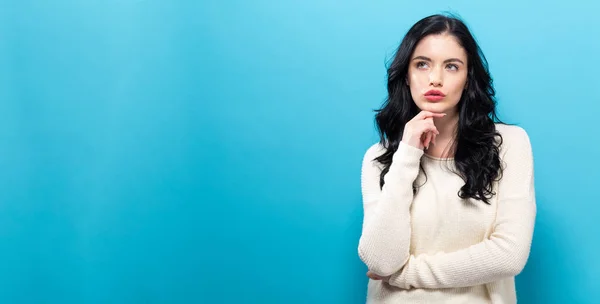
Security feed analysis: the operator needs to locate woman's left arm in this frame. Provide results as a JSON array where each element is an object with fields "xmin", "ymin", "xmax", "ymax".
[{"xmin": 387, "ymin": 127, "xmax": 536, "ymax": 289}]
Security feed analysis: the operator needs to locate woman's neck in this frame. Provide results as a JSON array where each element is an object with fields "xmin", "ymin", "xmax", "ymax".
[{"xmin": 427, "ymin": 113, "xmax": 458, "ymax": 158}]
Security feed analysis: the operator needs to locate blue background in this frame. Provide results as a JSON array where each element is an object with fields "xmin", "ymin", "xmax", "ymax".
[{"xmin": 1, "ymin": 0, "xmax": 598, "ymax": 303}]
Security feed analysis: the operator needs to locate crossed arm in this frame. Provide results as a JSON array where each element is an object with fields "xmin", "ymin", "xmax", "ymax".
[{"xmin": 358, "ymin": 128, "xmax": 536, "ymax": 289}]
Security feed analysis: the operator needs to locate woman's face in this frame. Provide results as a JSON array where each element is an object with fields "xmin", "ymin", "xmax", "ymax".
[{"xmin": 407, "ymin": 33, "xmax": 468, "ymax": 116}]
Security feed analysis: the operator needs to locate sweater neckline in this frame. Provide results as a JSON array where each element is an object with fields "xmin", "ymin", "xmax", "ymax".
[{"xmin": 423, "ymin": 153, "xmax": 454, "ymax": 161}]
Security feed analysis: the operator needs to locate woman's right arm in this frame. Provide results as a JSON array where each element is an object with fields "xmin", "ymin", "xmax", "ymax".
[{"xmin": 357, "ymin": 142, "xmax": 424, "ymax": 276}]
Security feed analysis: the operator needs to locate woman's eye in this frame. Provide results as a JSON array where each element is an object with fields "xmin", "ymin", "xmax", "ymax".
[
  {"xmin": 417, "ymin": 61, "xmax": 429, "ymax": 69},
  {"xmin": 446, "ymin": 64, "xmax": 459, "ymax": 71}
]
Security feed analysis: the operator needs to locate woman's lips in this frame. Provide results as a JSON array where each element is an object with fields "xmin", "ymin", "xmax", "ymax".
[
  {"xmin": 424, "ymin": 90, "xmax": 445, "ymax": 102},
  {"xmin": 424, "ymin": 95, "xmax": 444, "ymax": 102}
]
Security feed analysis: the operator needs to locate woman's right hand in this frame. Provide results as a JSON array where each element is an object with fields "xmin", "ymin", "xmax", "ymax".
[{"xmin": 401, "ymin": 111, "xmax": 446, "ymax": 150}]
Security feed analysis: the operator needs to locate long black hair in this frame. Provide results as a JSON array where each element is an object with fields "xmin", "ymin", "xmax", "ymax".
[{"xmin": 374, "ymin": 13, "xmax": 503, "ymax": 204}]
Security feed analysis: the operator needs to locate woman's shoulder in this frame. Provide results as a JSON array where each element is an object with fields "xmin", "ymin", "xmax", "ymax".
[
  {"xmin": 494, "ymin": 123, "xmax": 533, "ymax": 156},
  {"xmin": 363, "ymin": 142, "xmax": 387, "ymax": 163},
  {"xmin": 495, "ymin": 123, "xmax": 529, "ymax": 137}
]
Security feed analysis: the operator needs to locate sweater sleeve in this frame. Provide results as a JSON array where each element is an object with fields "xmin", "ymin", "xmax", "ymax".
[
  {"xmin": 357, "ymin": 142, "xmax": 424, "ymax": 276},
  {"xmin": 387, "ymin": 127, "xmax": 536, "ymax": 289}
]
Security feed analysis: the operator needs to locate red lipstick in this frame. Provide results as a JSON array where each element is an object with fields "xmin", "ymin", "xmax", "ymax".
[{"xmin": 424, "ymin": 90, "xmax": 445, "ymax": 102}]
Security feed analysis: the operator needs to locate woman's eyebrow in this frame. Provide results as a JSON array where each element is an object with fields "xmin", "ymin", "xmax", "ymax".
[{"xmin": 412, "ymin": 56, "xmax": 465, "ymax": 65}]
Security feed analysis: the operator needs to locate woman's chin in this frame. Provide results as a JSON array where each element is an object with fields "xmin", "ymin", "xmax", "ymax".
[{"xmin": 418, "ymin": 102, "xmax": 448, "ymax": 113}]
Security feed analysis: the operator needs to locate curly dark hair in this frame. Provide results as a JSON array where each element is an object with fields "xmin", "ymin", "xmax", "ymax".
[{"xmin": 374, "ymin": 13, "xmax": 504, "ymax": 204}]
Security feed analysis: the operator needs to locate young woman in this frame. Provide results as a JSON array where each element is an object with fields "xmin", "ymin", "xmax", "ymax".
[{"xmin": 358, "ymin": 14, "xmax": 536, "ymax": 303}]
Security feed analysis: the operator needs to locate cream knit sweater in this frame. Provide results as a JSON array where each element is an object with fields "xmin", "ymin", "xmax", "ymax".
[{"xmin": 358, "ymin": 124, "xmax": 536, "ymax": 304}]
